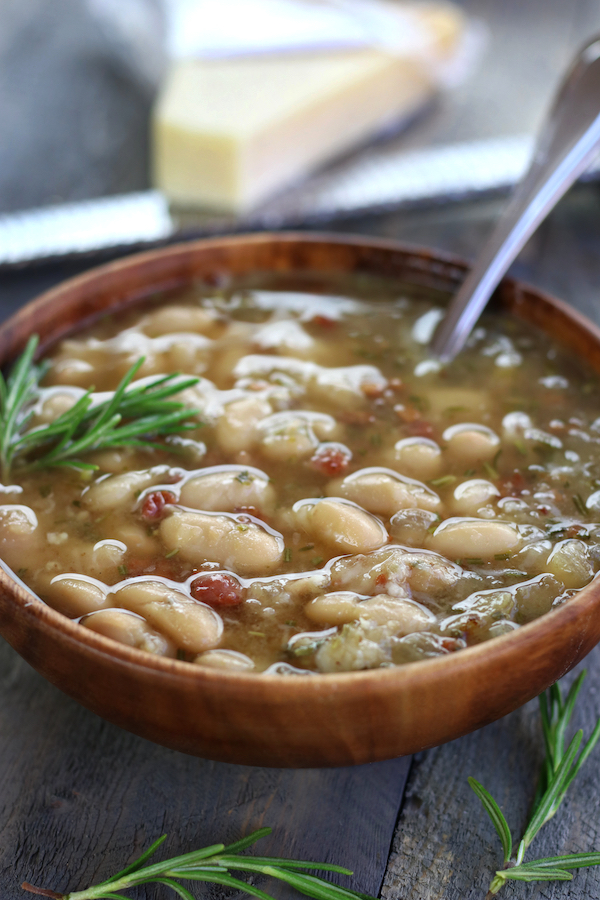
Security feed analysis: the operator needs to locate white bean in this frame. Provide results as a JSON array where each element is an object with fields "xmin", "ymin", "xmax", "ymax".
[
  {"xmin": 546, "ymin": 539, "xmax": 594, "ymax": 589},
  {"xmin": 179, "ymin": 466, "xmax": 276, "ymax": 514},
  {"xmin": 502, "ymin": 411, "xmax": 532, "ymax": 439},
  {"xmin": 110, "ymin": 522, "xmax": 161, "ymax": 556},
  {"xmin": 46, "ymin": 574, "xmax": 109, "ymax": 618},
  {"xmin": 308, "ymin": 365, "xmax": 387, "ymax": 411},
  {"xmin": 390, "ymin": 438, "xmax": 442, "ymax": 481},
  {"xmin": 441, "ymin": 589, "xmax": 515, "ymax": 636},
  {"xmin": 314, "ymin": 625, "xmax": 386, "ymax": 672},
  {"xmin": 389, "ymin": 509, "xmax": 440, "ymax": 546},
  {"xmin": 443, "ymin": 424, "xmax": 500, "ymax": 466},
  {"xmin": 512, "ymin": 540, "xmax": 552, "ymax": 575},
  {"xmin": 45, "ymin": 357, "xmax": 95, "ymax": 387},
  {"xmin": 296, "ymin": 498, "xmax": 388, "ymax": 554},
  {"xmin": 305, "ymin": 591, "xmax": 366, "ymax": 625},
  {"xmin": 215, "ymin": 396, "xmax": 272, "ymax": 453},
  {"xmin": 402, "ymin": 552, "xmax": 464, "ymax": 595},
  {"xmin": 109, "ymin": 580, "xmax": 223, "ymax": 653},
  {"xmin": 258, "ymin": 411, "xmax": 339, "ymax": 461},
  {"xmin": 164, "ymin": 435, "xmax": 207, "ymax": 465},
  {"xmin": 451, "ymin": 479, "xmax": 500, "ymax": 516},
  {"xmin": 0, "ymin": 505, "xmax": 42, "ymax": 569},
  {"xmin": 327, "ymin": 468, "xmax": 441, "ymax": 516},
  {"xmin": 514, "ymin": 573, "xmax": 563, "ymax": 622},
  {"xmin": 140, "ymin": 305, "xmax": 222, "ymax": 337},
  {"xmin": 427, "ymin": 517, "xmax": 521, "ymax": 559},
  {"xmin": 86, "ymin": 448, "xmax": 140, "ymax": 473},
  {"xmin": 330, "ymin": 547, "xmax": 461, "ymax": 597},
  {"xmin": 61, "ymin": 538, "xmax": 127, "ymax": 581},
  {"xmin": 154, "ymin": 334, "xmax": 211, "ymax": 373},
  {"xmin": 253, "ymin": 319, "xmax": 315, "ymax": 355},
  {"xmin": 160, "ymin": 510, "xmax": 284, "ymax": 576},
  {"xmin": 357, "ymin": 595, "xmax": 435, "ymax": 632},
  {"xmin": 33, "ymin": 390, "xmax": 81, "ymax": 426},
  {"xmin": 83, "ymin": 466, "xmax": 170, "ymax": 514},
  {"xmin": 81, "ymin": 608, "xmax": 175, "ymax": 656},
  {"xmin": 193, "ymin": 649, "xmax": 255, "ymax": 671}
]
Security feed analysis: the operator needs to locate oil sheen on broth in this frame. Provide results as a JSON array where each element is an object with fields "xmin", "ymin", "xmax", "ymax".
[{"xmin": 2, "ymin": 278, "xmax": 600, "ymax": 674}]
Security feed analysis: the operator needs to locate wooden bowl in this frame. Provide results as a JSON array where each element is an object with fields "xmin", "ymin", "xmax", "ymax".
[{"xmin": 0, "ymin": 233, "xmax": 599, "ymax": 768}]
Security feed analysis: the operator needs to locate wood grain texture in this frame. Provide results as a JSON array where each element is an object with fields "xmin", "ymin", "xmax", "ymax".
[
  {"xmin": 382, "ymin": 649, "xmax": 600, "ymax": 900},
  {"xmin": 0, "ymin": 637, "xmax": 410, "ymax": 900}
]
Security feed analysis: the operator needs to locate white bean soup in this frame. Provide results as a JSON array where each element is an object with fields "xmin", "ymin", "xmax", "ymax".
[{"xmin": 2, "ymin": 276, "xmax": 600, "ymax": 674}]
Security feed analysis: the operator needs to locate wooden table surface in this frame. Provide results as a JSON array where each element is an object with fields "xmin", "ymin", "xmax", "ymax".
[{"xmin": 1, "ymin": 183, "xmax": 600, "ymax": 899}]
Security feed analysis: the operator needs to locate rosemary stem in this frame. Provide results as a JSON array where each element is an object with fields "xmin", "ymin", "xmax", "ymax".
[{"xmin": 0, "ymin": 342, "xmax": 200, "ymax": 479}]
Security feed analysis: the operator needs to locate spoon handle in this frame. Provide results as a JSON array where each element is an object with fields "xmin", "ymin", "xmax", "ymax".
[{"xmin": 431, "ymin": 35, "xmax": 600, "ymax": 362}]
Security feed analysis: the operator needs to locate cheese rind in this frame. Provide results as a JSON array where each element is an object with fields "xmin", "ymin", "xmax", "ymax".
[{"xmin": 152, "ymin": 3, "xmax": 465, "ymax": 212}]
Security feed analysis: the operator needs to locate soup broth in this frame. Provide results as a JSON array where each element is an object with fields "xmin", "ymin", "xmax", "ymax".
[{"xmin": 2, "ymin": 277, "xmax": 600, "ymax": 674}]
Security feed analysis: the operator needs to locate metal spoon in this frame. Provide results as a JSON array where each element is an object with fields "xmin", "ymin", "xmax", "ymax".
[{"xmin": 430, "ymin": 34, "xmax": 600, "ymax": 362}]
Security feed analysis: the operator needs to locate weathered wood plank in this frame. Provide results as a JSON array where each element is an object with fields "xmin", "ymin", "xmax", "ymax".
[
  {"xmin": 382, "ymin": 650, "xmax": 600, "ymax": 900},
  {"xmin": 0, "ymin": 637, "xmax": 410, "ymax": 900}
]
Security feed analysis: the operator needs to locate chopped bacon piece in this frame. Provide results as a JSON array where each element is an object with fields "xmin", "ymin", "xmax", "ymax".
[
  {"xmin": 362, "ymin": 383, "xmax": 385, "ymax": 399},
  {"xmin": 140, "ymin": 490, "xmax": 177, "ymax": 520},
  {"xmin": 394, "ymin": 403, "xmax": 420, "ymax": 423},
  {"xmin": 311, "ymin": 315, "xmax": 337, "ymax": 329},
  {"xmin": 498, "ymin": 471, "xmax": 527, "ymax": 497},
  {"xmin": 233, "ymin": 505, "xmax": 267, "ymax": 521},
  {"xmin": 190, "ymin": 573, "xmax": 246, "ymax": 607},
  {"xmin": 406, "ymin": 420, "xmax": 435, "ymax": 439},
  {"xmin": 566, "ymin": 524, "xmax": 589, "ymax": 539},
  {"xmin": 339, "ymin": 409, "xmax": 377, "ymax": 426},
  {"xmin": 440, "ymin": 637, "xmax": 462, "ymax": 652},
  {"xmin": 309, "ymin": 443, "xmax": 352, "ymax": 476}
]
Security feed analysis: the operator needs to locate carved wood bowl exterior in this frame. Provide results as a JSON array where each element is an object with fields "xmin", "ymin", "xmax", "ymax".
[{"xmin": 0, "ymin": 233, "xmax": 599, "ymax": 768}]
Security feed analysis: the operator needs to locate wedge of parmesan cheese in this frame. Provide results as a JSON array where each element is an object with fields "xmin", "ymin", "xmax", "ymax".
[{"xmin": 152, "ymin": 2, "xmax": 466, "ymax": 213}]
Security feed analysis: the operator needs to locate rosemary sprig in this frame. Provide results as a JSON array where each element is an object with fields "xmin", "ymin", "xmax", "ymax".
[
  {"xmin": 0, "ymin": 335, "xmax": 200, "ymax": 481},
  {"xmin": 21, "ymin": 826, "xmax": 376, "ymax": 900},
  {"xmin": 470, "ymin": 671, "xmax": 600, "ymax": 896}
]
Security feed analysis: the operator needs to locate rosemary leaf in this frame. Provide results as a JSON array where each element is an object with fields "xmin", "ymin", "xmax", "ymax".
[
  {"xmin": 24, "ymin": 828, "xmax": 375, "ymax": 900},
  {"xmin": 518, "ymin": 851, "xmax": 600, "ymax": 869},
  {"xmin": 89, "ymin": 894, "xmax": 129, "ymax": 900},
  {"xmin": 0, "ymin": 338, "xmax": 200, "ymax": 478},
  {"xmin": 499, "ymin": 866, "xmax": 572, "ymax": 883},
  {"xmin": 153, "ymin": 878, "xmax": 196, "ymax": 900},
  {"xmin": 475, "ymin": 671, "xmax": 600, "ymax": 896},
  {"xmin": 171, "ymin": 870, "xmax": 278, "ymax": 900},
  {"xmin": 94, "ymin": 835, "xmax": 168, "ymax": 886},
  {"xmin": 222, "ymin": 826, "xmax": 272, "ymax": 854},
  {"xmin": 561, "ymin": 717, "xmax": 600, "ymax": 798},
  {"xmin": 468, "ymin": 778, "xmax": 512, "ymax": 863},
  {"xmin": 521, "ymin": 730, "xmax": 582, "ymax": 848},
  {"xmin": 215, "ymin": 856, "xmax": 353, "ymax": 875},
  {"xmin": 261, "ymin": 866, "xmax": 369, "ymax": 900},
  {"xmin": 556, "ymin": 672, "xmax": 586, "ymax": 764}
]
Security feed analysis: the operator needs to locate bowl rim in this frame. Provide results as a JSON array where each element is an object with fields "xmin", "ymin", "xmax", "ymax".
[{"xmin": 1, "ymin": 230, "xmax": 599, "ymax": 696}]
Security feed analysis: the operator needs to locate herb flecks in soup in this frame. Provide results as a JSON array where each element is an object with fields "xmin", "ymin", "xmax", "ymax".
[{"xmin": 2, "ymin": 283, "xmax": 600, "ymax": 674}]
